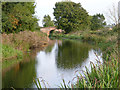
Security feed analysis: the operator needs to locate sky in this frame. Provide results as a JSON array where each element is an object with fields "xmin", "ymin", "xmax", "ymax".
[{"xmin": 35, "ymin": 0, "xmax": 120, "ymax": 27}]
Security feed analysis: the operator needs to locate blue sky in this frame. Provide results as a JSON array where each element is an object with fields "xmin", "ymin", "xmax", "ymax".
[{"xmin": 35, "ymin": 0, "xmax": 119, "ymax": 26}]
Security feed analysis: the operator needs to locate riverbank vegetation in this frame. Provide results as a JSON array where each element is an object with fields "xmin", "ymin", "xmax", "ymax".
[
  {"xmin": 1, "ymin": 2, "xmax": 48, "ymax": 69},
  {"xmin": 2, "ymin": 30, "xmax": 48, "ymax": 69}
]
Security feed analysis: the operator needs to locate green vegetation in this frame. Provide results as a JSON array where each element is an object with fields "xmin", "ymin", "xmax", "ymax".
[
  {"xmin": 1, "ymin": 1, "xmax": 49, "ymax": 69},
  {"xmin": 90, "ymin": 14, "xmax": 106, "ymax": 30},
  {"xmin": 2, "ymin": 44, "xmax": 22, "ymax": 59},
  {"xmin": 75, "ymin": 51, "xmax": 118, "ymax": 88},
  {"xmin": 1, "ymin": 44, "xmax": 23, "ymax": 69},
  {"xmin": 2, "ymin": 2, "xmax": 39, "ymax": 33},
  {"xmin": 53, "ymin": 1, "xmax": 90, "ymax": 33},
  {"xmin": 53, "ymin": 1, "xmax": 107, "ymax": 33},
  {"xmin": 42, "ymin": 15, "xmax": 54, "ymax": 27}
]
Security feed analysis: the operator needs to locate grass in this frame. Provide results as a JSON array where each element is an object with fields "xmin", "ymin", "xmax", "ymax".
[
  {"xmin": 50, "ymin": 28, "xmax": 117, "ymax": 43},
  {"xmin": 2, "ymin": 44, "xmax": 22, "ymax": 59},
  {"xmin": 2, "ymin": 30, "xmax": 48, "ymax": 51},
  {"xmin": 75, "ymin": 51, "xmax": 118, "ymax": 88},
  {"xmin": 1, "ymin": 44, "xmax": 23, "ymax": 69}
]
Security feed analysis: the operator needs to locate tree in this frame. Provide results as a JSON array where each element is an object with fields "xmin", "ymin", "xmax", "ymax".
[
  {"xmin": 42, "ymin": 15, "xmax": 54, "ymax": 27},
  {"xmin": 53, "ymin": 1, "xmax": 90, "ymax": 33},
  {"xmin": 90, "ymin": 14, "xmax": 106, "ymax": 30},
  {"xmin": 105, "ymin": 3, "xmax": 118, "ymax": 27},
  {"xmin": 2, "ymin": 2, "xmax": 38, "ymax": 33}
]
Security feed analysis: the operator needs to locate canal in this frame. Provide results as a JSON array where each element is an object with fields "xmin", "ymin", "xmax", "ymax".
[{"xmin": 2, "ymin": 39, "xmax": 103, "ymax": 88}]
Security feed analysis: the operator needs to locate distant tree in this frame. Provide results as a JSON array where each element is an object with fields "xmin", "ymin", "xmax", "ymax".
[
  {"xmin": 2, "ymin": 2, "xmax": 38, "ymax": 33},
  {"xmin": 90, "ymin": 14, "xmax": 106, "ymax": 30},
  {"xmin": 105, "ymin": 3, "xmax": 118, "ymax": 28},
  {"xmin": 42, "ymin": 15, "xmax": 54, "ymax": 27},
  {"xmin": 53, "ymin": 1, "xmax": 90, "ymax": 33}
]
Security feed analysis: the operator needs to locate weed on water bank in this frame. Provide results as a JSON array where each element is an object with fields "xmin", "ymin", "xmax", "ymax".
[
  {"xmin": 75, "ymin": 53, "xmax": 118, "ymax": 88},
  {"xmin": 1, "ymin": 30, "xmax": 48, "ymax": 69},
  {"xmin": 2, "ymin": 44, "xmax": 22, "ymax": 60},
  {"xmin": 34, "ymin": 49, "xmax": 118, "ymax": 88},
  {"xmin": 2, "ymin": 30, "xmax": 48, "ymax": 51},
  {"xmin": 1, "ymin": 44, "xmax": 23, "ymax": 69}
]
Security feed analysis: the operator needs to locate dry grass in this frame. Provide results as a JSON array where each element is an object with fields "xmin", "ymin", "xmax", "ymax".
[{"xmin": 2, "ymin": 30, "xmax": 48, "ymax": 51}]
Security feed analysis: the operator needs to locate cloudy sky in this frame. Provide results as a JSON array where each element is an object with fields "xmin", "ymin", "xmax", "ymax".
[{"xmin": 35, "ymin": 0, "xmax": 119, "ymax": 26}]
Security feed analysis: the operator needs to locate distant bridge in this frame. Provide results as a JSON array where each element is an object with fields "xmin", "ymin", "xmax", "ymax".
[
  {"xmin": 40, "ymin": 26, "xmax": 64, "ymax": 36},
  {"xmin": 40, "ymin": 26, "xmax": 56, "ymax": 36}
]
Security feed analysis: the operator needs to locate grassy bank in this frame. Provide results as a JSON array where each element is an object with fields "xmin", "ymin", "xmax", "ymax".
[
  {"xmin": 2, "ymin": 30, "xmax": 48, "ymax": 69},
  {"xmin": 1, "ymin": 44, "xmax": 23, "ymax": 69},
  {"xmin": 51, "ymin": 28, "xmax": 117, "ymax": 59},
  {"xmin": 51, "ymin": 28, "xmax": 117, "ymax": 43}
]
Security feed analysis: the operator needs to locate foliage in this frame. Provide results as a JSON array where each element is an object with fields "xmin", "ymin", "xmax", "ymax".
[
  {"xmin": 42, "ymin": 15, "xmax": 54, "ymax": 27},
  {"xmin": 53, "ymin": 1, "xmax": 90, "ymax": 33},
  {"xmin": 2, "ymin": 43, "xmax": 22, "ymax": 59},
  {"xmin": 2, "ymin": 31, "xmax": 48, "ymax": 51},
  {"xmin": 2, "ymin": 2, "xmax": 39, "ymax": 33},
  {"xmin": 90, "ymin": 14, "xmax": 106, "ymax": 30}
]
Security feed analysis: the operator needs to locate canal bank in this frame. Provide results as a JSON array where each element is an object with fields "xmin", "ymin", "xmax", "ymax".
[
  {"xmin": 50, "ymin": 28, "xmax": 118, "ymax": 60},
  {"xmin": 2, "ymin": 30, "xmax": 48, "ymax": 69}
]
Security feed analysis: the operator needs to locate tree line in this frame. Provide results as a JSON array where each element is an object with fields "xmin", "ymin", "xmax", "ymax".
[
  {"xmin": 2, "ymin": 1, "xmax": 106, "ymax": 34},
  {"xmin": 43, "ymin": 1, "xmax": 106, "ymax": 33}
]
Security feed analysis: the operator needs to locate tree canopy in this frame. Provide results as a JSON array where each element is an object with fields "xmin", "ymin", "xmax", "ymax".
[
  {"xmin": 90, "ymin": 14, "xmax": 106, "ymax": 30},
  {"xmin": 42, "ymin": 15, "xmax": 54, "ymax": 27},
  {"xmin": 53, "ymin": 1, "xmax": 90, "ymax": 33},
  {"xmin": 2, "ymin": 2, "xmax": 39, "ymax": 33}
]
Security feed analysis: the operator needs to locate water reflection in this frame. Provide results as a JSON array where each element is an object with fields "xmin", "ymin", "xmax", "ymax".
[
  {"xmin": 2, "ymin": 50, "xmax": 39, "ymax": 88},
  {"xmin": 35, "ymin": 40, "xmax": 103, "ymax": 88},
  {"xmin": 2, "ymin": 40, "xmax": 103, "ymax": 88}
]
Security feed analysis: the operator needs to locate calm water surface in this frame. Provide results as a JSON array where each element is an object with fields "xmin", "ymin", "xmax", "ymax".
[{"xmin": 2, "ymin": 39, "xmax": 103, "ymax": 88}]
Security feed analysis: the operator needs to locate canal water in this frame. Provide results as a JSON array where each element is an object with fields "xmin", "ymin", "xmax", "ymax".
[{"xmin": 2, "ymin": 39, "xmax": 103, "ymax": 88}]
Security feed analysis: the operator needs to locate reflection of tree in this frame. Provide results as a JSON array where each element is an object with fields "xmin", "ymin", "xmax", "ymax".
[
  {"xmin": 2, "ymin": 54, "xmax": 36, "ymax": 88},
  {"xmin": 56, "ymin": 40, "xmax": 91, "ymax": 69}
]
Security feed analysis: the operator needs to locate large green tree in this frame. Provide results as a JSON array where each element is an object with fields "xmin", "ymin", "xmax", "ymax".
[
  {"xmin": 53, "ymin": 1, "xmax": 90, "ymax": 33},
  {"xmin": 42, "ymin": 15, "xmax": 54, "ymax": 27},
  {"xmin": 90, "ymin": 14, "xmax": 106, "ymax": 30},
  {"xmin": 2, "ymin": 2, "xmax": 38, "ymax": 33}
]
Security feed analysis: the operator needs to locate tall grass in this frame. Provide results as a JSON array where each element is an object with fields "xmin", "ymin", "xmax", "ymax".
[{"xmin": 76, "ymin": 53, "xmax": 118, "ymax": 88}]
